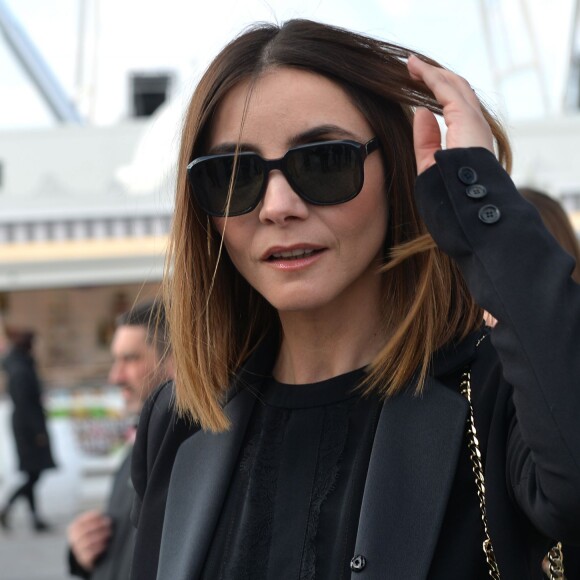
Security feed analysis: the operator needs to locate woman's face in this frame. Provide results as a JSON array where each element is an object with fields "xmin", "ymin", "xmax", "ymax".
[{"xmin": 209, "ymin": 67, "xmax": 388, "ymax": 314}]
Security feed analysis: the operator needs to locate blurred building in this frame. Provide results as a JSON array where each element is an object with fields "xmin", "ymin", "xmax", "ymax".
[
  {"xmin": 0, "ymin": 119, "xmax": 170, "ymax": 390},
  {"xmin": 0, "ymin": 1, "xmax": 173, "ymax": 391}
]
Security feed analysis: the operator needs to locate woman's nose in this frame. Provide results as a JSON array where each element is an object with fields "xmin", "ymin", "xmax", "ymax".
[{"xmin": 257, "ymin": 170, "xmax": 310, "ymax": 224}]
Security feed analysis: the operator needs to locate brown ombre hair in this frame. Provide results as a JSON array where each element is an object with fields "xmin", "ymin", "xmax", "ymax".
[
  {"xmin": 166, "ymin": 19, "xmax": 512, "ymax": 432},
  {"xmin": 520, "ymin": 187, "xmax": 580, "ymax": 282}
]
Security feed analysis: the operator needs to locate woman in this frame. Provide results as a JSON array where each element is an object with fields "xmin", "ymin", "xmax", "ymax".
[
  {"xmin": 1, "ymin": 328, "xmax": 55, "ymax": 531},
  {"xmin": 130, "ymin": 20, "xmax": 580, "ymax": 579}
]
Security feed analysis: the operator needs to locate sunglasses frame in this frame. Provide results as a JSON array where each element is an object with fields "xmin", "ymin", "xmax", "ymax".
[{"xmin": 187, "ymin": 138, "xmax": 380, "ymax": 217}]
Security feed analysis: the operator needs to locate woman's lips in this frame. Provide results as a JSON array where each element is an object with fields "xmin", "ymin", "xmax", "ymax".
[
  {"xmin": 269, "ymin": 248, "xmax": 317, "ymax": 260},
  {"xmin": 262, "ymin": 244, "xmax": 325, "ymax": 261},
  {"xmin": 263, "ymin": 247, "xmax": 326, "ymax": 270}
]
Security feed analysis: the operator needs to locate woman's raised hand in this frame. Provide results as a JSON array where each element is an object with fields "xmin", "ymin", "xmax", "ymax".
[{"xmin": 407, "ymin": 54, "xmax": 495, "ymax": 175}]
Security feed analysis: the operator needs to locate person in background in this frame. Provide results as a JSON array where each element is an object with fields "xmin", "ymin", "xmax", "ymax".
[
  {"xmin": 67, "ymin": 300, "xmax": 173, "ymax": 580},
  {"xmin": 0, "ymin": 327, "xmax": 56, "ymax": 532},
  {"xmin": 520, "ymin": 187, "xmax": 580, "ymax": 282}
]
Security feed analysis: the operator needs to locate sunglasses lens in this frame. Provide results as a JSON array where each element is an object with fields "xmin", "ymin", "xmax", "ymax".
[
  {"xmin": 287, "ymin": 142, "xmax": 362, "ymax": 204},
  {"xmin": 189, "ymin": 154, "xmax": 264, "ymax": 216}
]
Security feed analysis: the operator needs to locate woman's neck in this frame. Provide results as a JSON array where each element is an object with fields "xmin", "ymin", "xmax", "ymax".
[{"xmin": 273, "ymin": 291, "xmax": 387, "ymax": 385}]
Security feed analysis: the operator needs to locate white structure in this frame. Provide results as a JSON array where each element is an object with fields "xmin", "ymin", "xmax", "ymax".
[
  {"xmin": 0, "ymin": 119, "xmax": 170, "ymax": 388},
  {"xmin": 0, "ymin": 120, "xmax": 172, "ymax": 291},
  {"xmin": 509, "ymin": 114, "xmax": 580, "ymax": 230}
]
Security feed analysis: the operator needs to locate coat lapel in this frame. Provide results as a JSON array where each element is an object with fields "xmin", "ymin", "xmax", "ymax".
[
  {"xmin": 156, "ymin": 387, "xmax": 258, "ymax": 580},
  {"xmin": 353, "ymin": 376, "xmax": 468, "ymax": 579}
]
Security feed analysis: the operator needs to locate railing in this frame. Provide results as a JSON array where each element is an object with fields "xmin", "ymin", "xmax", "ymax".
[{"xmin": 0, "ymin": 214, "xmax": 171, "ymax": 244}]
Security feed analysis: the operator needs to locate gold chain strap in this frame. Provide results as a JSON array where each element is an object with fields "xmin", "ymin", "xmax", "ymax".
[
  {"xmin": 548, "ymin": 542, "xmax": 565, "ymax": 579},
  {"xmin": 461, "ymin": 359, "xmax": 565, "ymax": 580},
  {"xmin": 460, "ymin": 367, "xmax": 502, "ymax": 580}
]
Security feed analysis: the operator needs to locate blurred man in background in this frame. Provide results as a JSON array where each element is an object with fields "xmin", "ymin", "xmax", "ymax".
[{"xmin": 67, "ymin": 300, "xmax": 173, "ymax": 579}]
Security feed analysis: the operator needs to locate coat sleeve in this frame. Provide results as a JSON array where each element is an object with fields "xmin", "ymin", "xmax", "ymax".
[
  {"xmin": 67, "ymin": 549, "xmax": 91, "ymax": 579},
  {"xmin": 415, "ymin": 147, "xmax": 580, "ymax": 542}
]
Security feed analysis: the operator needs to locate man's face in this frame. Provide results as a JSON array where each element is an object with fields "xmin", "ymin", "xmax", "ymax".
[{"xmin": 108, "ymin": 325, "xmax": 166, "ymax": 416}]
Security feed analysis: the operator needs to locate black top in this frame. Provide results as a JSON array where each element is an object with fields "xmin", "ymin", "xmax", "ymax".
[{"xmin": 201, "ymin": 369, "xmax": 381, "ymax": 580}]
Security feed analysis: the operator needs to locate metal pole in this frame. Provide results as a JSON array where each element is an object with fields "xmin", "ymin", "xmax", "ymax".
[
  {"xmin": 519, "ymin": 0, "xmax": 551, "ymax": 114},
  {"xmin": 0, "ymin": 0, "xmax": 83, "ymax": 123},
  {"xmin": 564, "ymin": 0, "xmax": 580, "ymax": 110}
]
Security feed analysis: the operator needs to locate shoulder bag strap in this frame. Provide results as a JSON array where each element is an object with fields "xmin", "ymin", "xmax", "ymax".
[{"xmin": 461, "ymin": 340, "xmax": 565, "ymax": 579}]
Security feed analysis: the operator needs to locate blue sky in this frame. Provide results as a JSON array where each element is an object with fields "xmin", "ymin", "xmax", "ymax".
[{"xmin": 0, "ymin": 0, "xmax": 575, "ymax": 128}]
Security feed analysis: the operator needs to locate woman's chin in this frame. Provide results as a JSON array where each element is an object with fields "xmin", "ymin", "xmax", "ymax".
[{"xmin": 265, "ymin": 294, "xmax": 335, "ymax": 315}]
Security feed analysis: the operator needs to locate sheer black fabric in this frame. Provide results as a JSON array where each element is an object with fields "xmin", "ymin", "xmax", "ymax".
[{"xmin": 201, "ymin": 368, "xmax": 381, "ymax": 580}]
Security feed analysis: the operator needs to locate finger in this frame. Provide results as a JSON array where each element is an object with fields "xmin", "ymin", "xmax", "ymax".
[
  {"xmin": 408, "ymin": 55, "xmax": 494, "ymax": 153},
  {"xmin": 69, "ymin": 510, "xmax": 105, "ymax": 529},
  {"xmin": 69, "ymin": 515, "xmax": 112, "ymax": 543},
  {"xmin": 74, "ymin": 537, "xmax": 110, "ymax": 571},
  {"xmin": 77, "ymin": 535, "xmax": 109, "ymax": 556},
  {"xmin": 408, "ymin": 54, "xmax": 481, "ymax": 111},
  {"xmin": 70, "ymin": 521, "xmax": 111, "ymax": 570},
  {"xmin": 413, "ymin": 107, "xmax": 442, "ymax": 174},
  {"xmin": 74, "ymin": 527, "xmax": 112, "ymax": 560},
  {"xmin": 80, "ymin": 530, "xmax": 111, "ymax": 553},
  {"xmin": 81, "ymin": 518, "xmax": 112, "ymax": 541}
]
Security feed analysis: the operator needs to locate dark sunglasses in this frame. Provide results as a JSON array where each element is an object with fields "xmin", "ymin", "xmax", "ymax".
[{"xmin": 187, "ymin": 138, "xmax": 380, "ymax": 217}]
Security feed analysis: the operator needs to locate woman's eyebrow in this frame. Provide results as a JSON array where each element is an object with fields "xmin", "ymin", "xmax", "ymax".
[
  {"xmin": 206, "ymin": 125, "xmax": 359, "ymax": 156},
  {"xmin": 206, "ymin": 142, "xmax": 252, "ymax": 155},
  {"xmin": 288, "ymin": 125, "xmax": 359, "ymax": 146}
]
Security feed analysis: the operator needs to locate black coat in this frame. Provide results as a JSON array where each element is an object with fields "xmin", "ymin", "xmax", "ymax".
[
  {"xmin": 129, "ymin": 148, "xmax": 580, "ymax": 579},
  {"xmin": 2, "ymin": 348, "xmax": 56, "ymax": 474}
]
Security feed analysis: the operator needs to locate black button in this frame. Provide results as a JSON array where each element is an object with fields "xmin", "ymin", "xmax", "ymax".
[
  {"xmin": 458, "ymin": 166, "xmax": 478, "ymax": 185},
  {"xmin": 466, "ymin": 184, "xmax": 487, "ymax": 199},
  {"xmin": 350, "ymin": 554, "xmax": 367, "ymax": 572},
  {"xmin": 478, "ymin": 205, "xmax": 501, "ymax": 224}
]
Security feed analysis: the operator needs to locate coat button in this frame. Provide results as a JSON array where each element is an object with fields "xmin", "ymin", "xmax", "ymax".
[
  {"xmin": 350, "ymin": 554, "xmax": 367, "ymax": 572},
  {"xmin": 478, "ymin": 204, "xmax": 501, "ymax": 224},
  {"xmin": 466, "ymin": 184, "xmax": 487, "ymax": 199},
  {"xmin": 458, "ymin": 166, "xmax": 478, "ymax": 185}
]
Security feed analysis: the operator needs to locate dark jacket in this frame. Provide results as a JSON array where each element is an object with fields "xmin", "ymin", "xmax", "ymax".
[
  {"xmin": 129, "ymin": 148, "xmax": 580, "ymax": 579},
  {"xmin": 2, "ymin": 348, "xmax": 56, "ymax": 473},
  {"xmin": 69, "ymin": 449, "xmax": 136, "ymax": 580}
]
